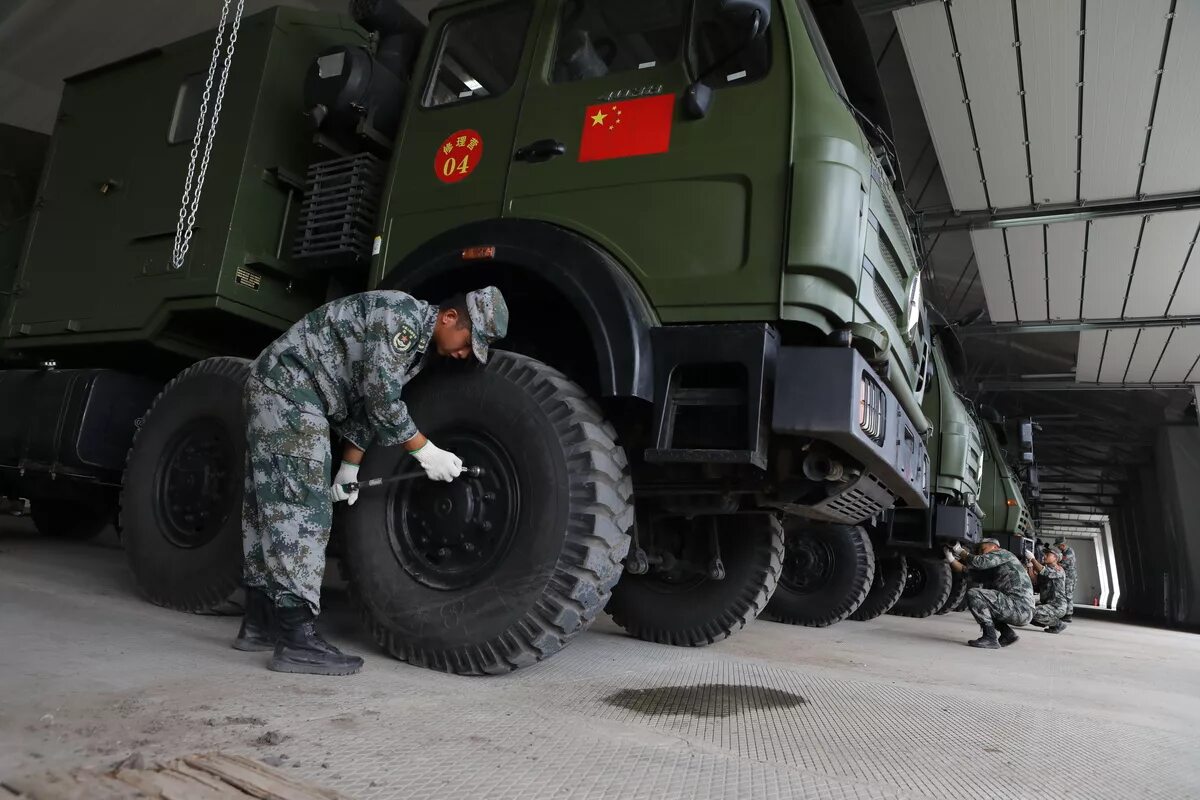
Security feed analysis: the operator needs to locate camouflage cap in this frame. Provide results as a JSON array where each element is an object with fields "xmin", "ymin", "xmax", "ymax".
[
  {"xmin": 981, "ymin": 537, "xmax": 1001, "ymax": 547},
  {"xmin": 466, "ymin": 286, "xmax": 509, "ymax": 364}
]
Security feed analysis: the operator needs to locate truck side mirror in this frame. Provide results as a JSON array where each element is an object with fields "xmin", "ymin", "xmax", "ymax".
[
  {"xmin": 685, "ymin": 0, "xmax": 771, "ymax": 120},
  {"xmin": 720, "ymin": 0, "xmax": 772, "ymax": 38}
]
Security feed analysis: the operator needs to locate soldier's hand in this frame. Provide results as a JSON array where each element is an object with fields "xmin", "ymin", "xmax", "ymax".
[
  {"xmin": 413, "ymin": 441, "xmax": 464, "ymax": 482},
  {"xmin": 1024, "ymin": 549, "xmax": 1035, "ymax": 562},
  {"xmin": 943, "ymin": 547, "xmax": 957, "ymax": 564},
  {"xmin": 330, "ymin": 461, "xmax": 360, "ymax": 505},
  {"xmin": 951, "ymin": 542, "xmax": 967, "ymax": 556}
]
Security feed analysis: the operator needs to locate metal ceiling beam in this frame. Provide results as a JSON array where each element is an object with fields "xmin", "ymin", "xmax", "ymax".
[
  {"xmin": 962, "ymin": 315, "xmax": 1200, "ymax": 336},
  {"xmin": 977, "ymin": 380, "xmax": 1195, "ymax": 392},
  {"xmin": 918, "ymin": 190, "xmax": 1200, "ymax": 232}
]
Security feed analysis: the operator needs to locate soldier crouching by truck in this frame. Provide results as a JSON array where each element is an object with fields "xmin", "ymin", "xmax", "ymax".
[
  {"xmin": 234, "ymin": 287, "xmax": 508, "ymax": 675},
  {"xmin": 1024, "ymin": 548, "xmax": 1068, "ymax": 634},
  {"xmin": 945, "ymin": 538, "xmax": 1034, "ymax": 649}
]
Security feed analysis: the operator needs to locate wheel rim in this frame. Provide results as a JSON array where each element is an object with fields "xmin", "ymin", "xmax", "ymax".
[
  {"xmin": 387, "ymin": 430, "xmax": 520, "ymax": 591},
  {"xmin": 155, "ymin": 418, "xmax": 235, "ymax": 549},
  {"xmin": 902, "ymin": 562, "xmax": 928, "ymax": 598},
  {"xmin": 780, "ymin": 531, "xmax": 835, "ymax": 595}
]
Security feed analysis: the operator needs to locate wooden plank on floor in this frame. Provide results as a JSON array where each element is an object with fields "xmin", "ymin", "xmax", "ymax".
[{"xmin": 182, "ymin": 754, "xmax": 348, "ymax": 800}]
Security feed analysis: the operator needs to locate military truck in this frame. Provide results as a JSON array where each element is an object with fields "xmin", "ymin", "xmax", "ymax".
[
  {"xmin": 763, "ymin": 326, "xmax": 984, "ymax": 627},
  {"xmin": 0, "ymin": 0, "xmax": 933, "ymax": 674}
]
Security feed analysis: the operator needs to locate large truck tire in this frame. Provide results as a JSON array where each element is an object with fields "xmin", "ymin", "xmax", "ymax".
[
  {"xmin": 31, "ymin": 498, "xmax": 111, "ymax": 541},
  {"xmin": 607, "ymin": 514, "xmax": 783, "ymax": 646},
  {"xmin": 888, "ymin": 556, "xmax": 953, "ymax": 618},
  {"xmin": 848, "ymin": 551, "xmax": 907, "ymax": 621},
  {"xmin": 120, "ymin": 358, "xmax": 250, "ymax": 612},
  {"xmin": 342, "ymin": 352, "xmax": 632, "ymax": 675},
  {"xmin": 937, "ymin": 569, "xmax": 968, "ymax": 614},
  {"xmin": 767, "ymin": 522, "xmax": 874, "ymax": 627}
]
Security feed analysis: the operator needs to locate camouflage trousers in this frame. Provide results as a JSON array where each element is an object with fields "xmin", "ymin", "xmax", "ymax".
[
  {"xmin": 1031, "ymin": 601, "xmax": 1068, "ymax": 627},
  {"xmin": 966, "ymin": 587, "xmax": 1033, "ymax": 628},
  {"xmin": 242, "ymin": 376, "xmax": 333, "ymax": 615},
  {"xmin": 1064, "ymin": 575, "xmax": 1077, "ymax": 616}
]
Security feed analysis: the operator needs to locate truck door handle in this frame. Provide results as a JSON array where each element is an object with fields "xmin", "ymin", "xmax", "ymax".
[{"xmin": 514, "ymin": 139, "xmax": 566, "ymax": 163}]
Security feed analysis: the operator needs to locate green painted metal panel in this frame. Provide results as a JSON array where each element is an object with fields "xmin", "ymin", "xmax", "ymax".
[
  {"xmin": 922, "ymin": 339, "xmax": 983, "ymax": 503},
  {"xmin": 4, "ymin": 8, "xmax": 364, "ymax": 360}
]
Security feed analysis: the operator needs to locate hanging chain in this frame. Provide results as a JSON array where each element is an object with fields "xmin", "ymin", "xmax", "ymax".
[{"xmin": 171, "ymin": 0, "xmax": 246, "ymax": 270}]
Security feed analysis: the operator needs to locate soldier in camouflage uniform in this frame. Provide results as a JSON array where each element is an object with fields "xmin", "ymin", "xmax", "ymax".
[
  {"xmin": 946, "ymin": 537, "xmax": 1034, "ymax": 649},
  {"xmin": 1025, "ymin": 547, "xmax": 1068, "ymax": 633},
  {"xmin": 233, "ymin": 287, "xmax": 509, "ymax": 675},
  {"xmin": 1053, "ymin": 537, "xmax": 1078, "ymax": 622}
]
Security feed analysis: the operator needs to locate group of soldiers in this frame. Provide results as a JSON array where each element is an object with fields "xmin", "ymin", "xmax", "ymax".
[{"xmin": 945, "ymin": 537, "xmax": 1078, "ymax": 649}]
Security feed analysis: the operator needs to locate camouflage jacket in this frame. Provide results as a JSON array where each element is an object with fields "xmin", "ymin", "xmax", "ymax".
[
  {"xmin": 251, "ymin": 291, "xmax": 439, "ymax": 449},
  {"xmin": 1059, "ymin": 546, "xmax": 1077, "ymax": 581},
  {"xmin": 1036, "ymin": 563, "xmax": 1068, "ymax": 611},
  {"xmin": 967, "ymin": 549, "xmax": 1035, "ymax": 608}
]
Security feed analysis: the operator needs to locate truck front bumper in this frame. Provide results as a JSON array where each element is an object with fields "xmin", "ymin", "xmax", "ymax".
[{"xmin": 773, "ymin": 347, "xmax": 930, "ymax": 521}]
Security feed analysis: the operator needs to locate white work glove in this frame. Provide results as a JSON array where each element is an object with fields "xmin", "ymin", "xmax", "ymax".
[
  {"xmin": 330, "ymin": 461, "xmax": 360, "ymax": 505},
  {"xmin": 944, "ymin": 547, "xmax": 958, "ymax": 564},
  {"xmin": 1024, "ymin": 549, "xmax": 1035, "ymax": 563},
  {"xmin": 951, "ymin": 542, "xmax": 968, "ymax": 556},
  {"xmin": 413, "ymin": 441, "xmax": 464, "ymax": 482}
]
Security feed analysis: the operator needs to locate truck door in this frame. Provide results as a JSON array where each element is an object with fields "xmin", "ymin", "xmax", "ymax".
[
  {"xmin": 504, "ymin": 0, "xmax": 791, "ymax": 321},
  {"xmin": 377, "ymin": 0, "xmax": 538, "ymax": 276}
]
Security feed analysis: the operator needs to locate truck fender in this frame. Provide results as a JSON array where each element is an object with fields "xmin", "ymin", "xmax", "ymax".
[{"xmin": 380, "ymin": 219, "xmax": 657, "ymax": 401}]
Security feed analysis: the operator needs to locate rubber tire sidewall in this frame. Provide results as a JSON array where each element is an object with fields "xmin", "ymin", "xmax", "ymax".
[
  {"xmin": 848, "ymin": 551, "xmax": 908, "ymax": 621},
  {"xmin": 343, "ymin": 352, "xmax": 631, "ymax": 674},
  {"xmin": 768, "ymin": 523, "xmax": 875, "ymax": 627},
  {"xmin": 888, "ymin": 556, "xmax": 954, "ymax": 618},
  {"xmin": 937, "ymin": 569, "xmax": 968, "ymax": 614},
  {"xmin": 606, "ymin": 514, "xmax": 783, "ymax": 646},
  {"xmin": 121, "ymin": 358, "xmax": 249, "ymax": 612}
]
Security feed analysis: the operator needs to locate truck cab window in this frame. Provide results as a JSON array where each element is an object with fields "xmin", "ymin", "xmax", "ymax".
[
  {"xmin": 422, "ymin": 2, "xmax": 533, "ymax": 108},
  {"xmin": 691, "ymin": 0, "xmax": 771, "ymax": 88},
  {"xmin": 552, "ymin": 0, "xmax": 687, "ymax": 83}
]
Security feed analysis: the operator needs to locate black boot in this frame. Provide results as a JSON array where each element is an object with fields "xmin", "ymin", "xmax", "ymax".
[
  {"xmin": 996, "ymin": 622, "xmax": 1019, "ymax": 647},
  {"xmin": 232, "ymin": 588, "xmax": 277, "ymax": 652},
  {"xmin": 269, "ymin": 606, "xmax": 363, "ymax": 676},
  {"xmin": 968, "ymin": 623, "xmax": 1000, "ymax": 649},
  {"xmin": 1061, "ymin": 615, "xmax": 1073, "ymax": 623},
  {"xmin": 1045, "ymin": 622, "xmax": 1065, "ymax": 634}
]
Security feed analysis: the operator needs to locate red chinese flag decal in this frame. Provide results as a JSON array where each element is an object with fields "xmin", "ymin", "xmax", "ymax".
[{"xmin": 578, "ymin": 94, "xmax": 675, "ymax": 163}]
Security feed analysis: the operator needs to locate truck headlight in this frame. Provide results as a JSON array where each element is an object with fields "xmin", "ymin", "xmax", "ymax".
[{"xmin": 905, "ymin": 277, "xmax": 923, "ymax": 335}]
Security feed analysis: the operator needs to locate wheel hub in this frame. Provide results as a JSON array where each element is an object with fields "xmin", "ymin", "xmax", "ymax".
[
  {"xmin": 780, "ymin": 532, "xmax": 835, "ymax": 594},
  {"xmin": 388, "ymin": 431, "xmax": 519, "ymax": 591},
  {"xmin": 902, "ymin": 562, "xmax": 928, "ymax": 598},
  {"xmin": 156, "ymin": 419, "xmax": 234, "ymax": 549}
]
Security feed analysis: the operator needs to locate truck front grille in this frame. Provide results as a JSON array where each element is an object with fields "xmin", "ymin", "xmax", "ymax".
[{"xmin": 859, "ymin": 373, "xmax": 886, "ymax": 444}]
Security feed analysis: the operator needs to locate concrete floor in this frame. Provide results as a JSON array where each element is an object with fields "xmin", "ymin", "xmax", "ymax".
[{"xmin": 2, "ymin": 520, "xmax": 1198, "ymax": 800}]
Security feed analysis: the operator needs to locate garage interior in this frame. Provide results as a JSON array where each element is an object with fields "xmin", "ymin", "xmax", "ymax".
[{"xmin": 1, "ymin": 0, "xmax": 1199, "ymax": 798}]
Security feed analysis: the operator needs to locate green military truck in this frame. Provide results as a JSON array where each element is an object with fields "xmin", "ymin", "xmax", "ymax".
[
  {"xmin": 762, "ymin": 328, "xmax": 984, "ymax": 627},
  {"xmin": 0, "ymin": 0, "xmax": 935, "ymax": 674}
]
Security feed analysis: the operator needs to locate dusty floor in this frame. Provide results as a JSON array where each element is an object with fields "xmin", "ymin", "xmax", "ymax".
[{"xmin": 1, "ymin": 520, "xmax": 1198, "ymax": 800}]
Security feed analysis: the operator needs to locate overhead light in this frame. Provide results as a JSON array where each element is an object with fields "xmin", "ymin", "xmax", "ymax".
[{"xmin": 464, "ymin": 79, "xmax": 482, "ymax": 91}]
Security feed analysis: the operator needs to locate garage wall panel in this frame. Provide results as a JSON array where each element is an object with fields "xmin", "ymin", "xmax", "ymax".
[
  {"xmin": 1140, "ymin": 1, "xmax": 1200, "ymax": 194},
  {"xmin": 1017, "ymin": 0, "xmax": 1082, "ymax": 205},
  {"xmin": 1123, "ymin": 327, "xmax": 1172, "ymax": 382},
  {"xmin": 895, "ymin": 3, "xmax": 988, "ymax": 210},
  {"xmin": 1075, "ymin": 329, "xmax": 1105, "ymax": 382},
  {"xmin": 1081, "ymin": 216, "xmax": 1141, "ymax": 319},
  {"xmin": 950, "ymin": 0, "xmax": 1028, "ymax": 208},
  {"xmin": 1004, "ymin": 225, "xmax": 1047, "ymax": 321},
  {"xmin": 1080, "ymin": 0, "xmax": 1170, "ymax": 201},
  {"xmin": 1096, "ymin": 328, "xmax": 1138, "ymax": 382},
  {"xmin": 1046, "ymin": 220, "xmax": 1086, "ymax": 319},
  {"xmin": 970, "ymin": 228, "xmax": 1016, "ymax": 321}
]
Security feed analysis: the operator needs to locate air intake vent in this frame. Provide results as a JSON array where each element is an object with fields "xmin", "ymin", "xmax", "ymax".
[{"xmin": 292, "ymin": 153, "xmax": 386, "ymax": 269}]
